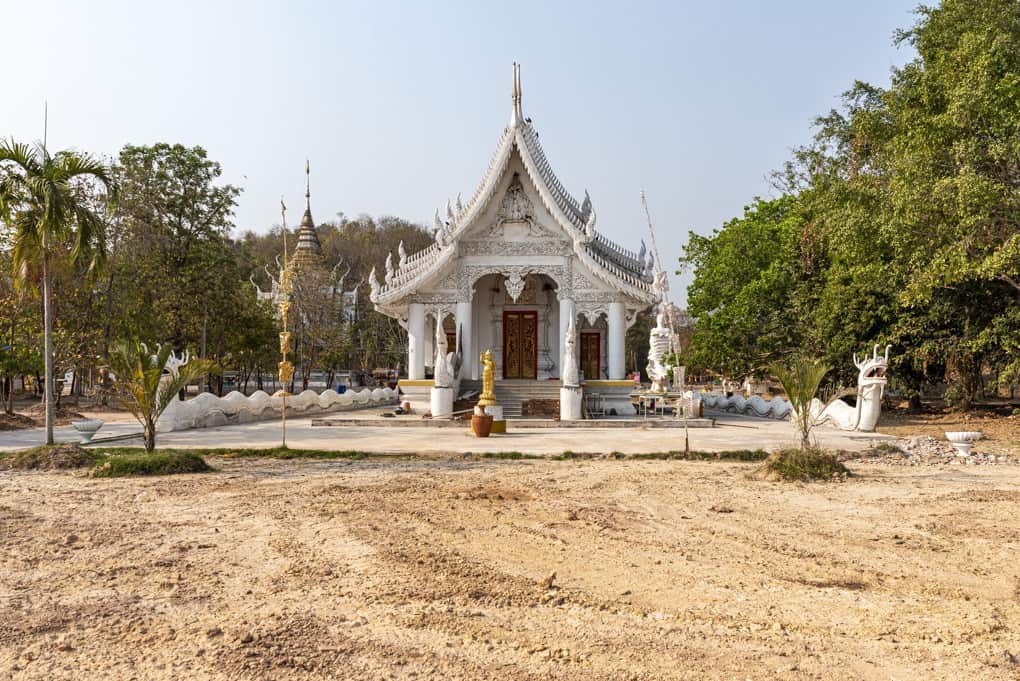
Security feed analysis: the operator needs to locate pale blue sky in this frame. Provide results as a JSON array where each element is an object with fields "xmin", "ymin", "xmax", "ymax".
[{"xmin": 4, "ymin": 0, "xmax": 918, "ymax": 303}]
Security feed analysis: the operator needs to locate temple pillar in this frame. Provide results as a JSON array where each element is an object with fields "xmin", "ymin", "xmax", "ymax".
[
  {"xmin": 407, "ymin": 303, "xmax": 426, "ymax": 380},
  {"xmin": 608, "ymin": 302, "xmax": 626, "ymax": 380},
  {"xmin": 456, "ymin": 300, "xmax": 474, "ymax": 380},
  {"xmin": 558, "ymin": 297, "xmax": 574, "ymax": 377}
]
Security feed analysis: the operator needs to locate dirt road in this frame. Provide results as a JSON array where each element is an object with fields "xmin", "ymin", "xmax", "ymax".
[{"xmin": 3, "ymin": 457, "xmax": 1019, "ymax": 680}]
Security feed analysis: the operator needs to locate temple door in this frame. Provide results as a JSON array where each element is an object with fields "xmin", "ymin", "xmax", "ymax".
[
  {"xmin": 502, "ymin": 311, "xmax": 538, "ymax": 379},
  {"xmin": 580, "ymin": 332, "xmax": 600, "ymax": 381}
]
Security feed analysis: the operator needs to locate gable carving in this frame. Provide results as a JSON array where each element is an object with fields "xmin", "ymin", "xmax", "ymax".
[{"xmin": 484, "ymin": 172, "xmax": 557, "ymax": 239}]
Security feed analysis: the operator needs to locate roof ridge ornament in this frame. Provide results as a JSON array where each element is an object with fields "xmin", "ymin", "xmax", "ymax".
[{"xmin": 511, "ymin": 62, "xmax": 523, "ymax": 126}]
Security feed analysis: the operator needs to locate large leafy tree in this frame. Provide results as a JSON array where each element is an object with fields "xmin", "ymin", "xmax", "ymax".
[
  {"xmin": 0, "ymin": 140, "xmax": 112, "ymax": 443},
  {"xmin": 682, "ymin": 196, "xmax": 804, "ymax": 378},
  {"xmin": 107, "ymin": 143, "xmax": 243, "ymax": 349},
  {"xmin": 684, "ymin": 0, "xmax": 1020, "ymax": 408}
]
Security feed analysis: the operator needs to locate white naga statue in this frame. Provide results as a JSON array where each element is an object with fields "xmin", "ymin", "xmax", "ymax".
[
  {"xmin": 433, "ymin": 323, "xmax": 456, "ymax": 388},
  {"xmin": 562, "ymin": 320, "xmax": 580, "ymax": 388},
  {"xmin": 809, "ymin": 344, "xmax": 891, "ymax": 432},
  {"xmin": 646, "ymin": 310, "xmax": 672, "ymax": 393}
]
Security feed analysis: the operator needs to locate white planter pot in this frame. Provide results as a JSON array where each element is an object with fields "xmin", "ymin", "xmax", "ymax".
[
  {"xmin": 71, "ymin": 418, "xmax": 105, "ymax": 444},
  {"xmin": 945, "ymin": 431, "xmax": 981, "ymax": 457}
]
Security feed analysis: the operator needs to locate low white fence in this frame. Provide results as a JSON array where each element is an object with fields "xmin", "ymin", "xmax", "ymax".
[
  {"xmin": 700, "ymin": 392, "xmax": 793, "ymax": 420},
  {"xmin": 158, "ymin": 387, "xmax": 398, "ymax": 432}
]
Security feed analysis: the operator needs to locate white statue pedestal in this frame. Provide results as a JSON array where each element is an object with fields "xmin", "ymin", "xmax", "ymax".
[
  {"xmin": 560, "ymin": 386, "xmax": 582, "ymax": 421},
  {"xmin": 430, "ymin": 386, "xmax": 453, "ymax": 418},
  {"xmin": 485, "ymin": 405, "xmax": 506, "ymax": 434}
]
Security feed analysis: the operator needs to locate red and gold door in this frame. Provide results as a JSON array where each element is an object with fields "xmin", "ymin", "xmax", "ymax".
[
  {"xmin": 502, "ymin": 311, "xmax": 538, "ymax": 379},
  {"xmin": 580, "ymin": 332, "xmax": 600, "ymax": 381}
]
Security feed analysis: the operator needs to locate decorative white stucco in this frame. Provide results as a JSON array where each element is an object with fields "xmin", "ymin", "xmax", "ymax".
[{"xmin": 370, "ymin": 65, "xmax": 658, "ymax": 382}]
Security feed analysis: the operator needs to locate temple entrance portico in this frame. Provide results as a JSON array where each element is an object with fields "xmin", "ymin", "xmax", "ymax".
[{"xmin": 401, "ymin": 268, "xmax": 633, "ymax": 384}]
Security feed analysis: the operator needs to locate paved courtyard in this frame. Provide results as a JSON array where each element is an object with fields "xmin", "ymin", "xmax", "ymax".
[{"xmin": 0, "ymin": 411, "xmax": 894, "ymax": 454}]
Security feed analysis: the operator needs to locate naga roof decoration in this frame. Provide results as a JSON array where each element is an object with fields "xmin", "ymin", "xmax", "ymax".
[{"xmin": 370, "ymin": 64, "xmax": 657, "ymax": 305}]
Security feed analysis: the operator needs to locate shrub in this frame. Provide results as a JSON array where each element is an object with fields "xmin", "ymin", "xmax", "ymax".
[{"xmin": 754, "ymin": 447, "xmax": 850, "ymax": 482}]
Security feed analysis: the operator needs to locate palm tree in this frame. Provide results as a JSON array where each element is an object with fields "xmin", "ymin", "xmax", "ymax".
[
  {"xmin": 771, "ymin": 357, "xmax": 847, "ymax": 449},
  {"xmin": 0, "ymin": 139, "xmax": 112, "ymax": 444},
  {"xmin": 107, "ymin": 340, "xmax": 214, "ymax": 452}
]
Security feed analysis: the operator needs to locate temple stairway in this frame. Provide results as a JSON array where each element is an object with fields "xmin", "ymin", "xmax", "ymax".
[{"xmin": 458, "ymin": 379, "xmax": 561, "ymax": 418}]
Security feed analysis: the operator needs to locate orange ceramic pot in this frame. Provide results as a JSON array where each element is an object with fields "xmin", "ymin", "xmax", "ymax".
[{"xmin": 471, "ymin": 413, "xmax": 494, "ymax": 438}]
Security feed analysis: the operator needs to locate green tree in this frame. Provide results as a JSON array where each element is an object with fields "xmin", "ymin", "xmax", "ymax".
[
  {"xmin": 108, "ymin": 143, "xmax": 243, "ymax": 351},
  {"xmin": 0, "ymin": 140, "xmax": 112, "ymax": 443},
  {"xmin": 686, "ymin": 0, "xmax": 1019, "ymax": 409},
  {"xmin": 681, "ymin": 196, "xmax": 804, "ymax": 378}
]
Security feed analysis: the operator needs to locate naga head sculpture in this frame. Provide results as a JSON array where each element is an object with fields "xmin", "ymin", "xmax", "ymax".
[
  {"xmin": 159, "ymin": 346, "xmax": 191, "ymax": 378},
  {"xmin": 853, "ymin": 344, "xmax": 892, "ymax": 388}
]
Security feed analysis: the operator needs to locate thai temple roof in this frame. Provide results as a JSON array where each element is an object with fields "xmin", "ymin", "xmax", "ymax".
[{"xmin": 369, "ymin": 64, "xmax": 658, "ymax": 306}]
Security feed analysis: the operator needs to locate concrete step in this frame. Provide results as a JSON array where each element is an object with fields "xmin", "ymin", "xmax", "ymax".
[{"xmin": 459, "ymin": 380, "xmax": 559, "ymax": 418}]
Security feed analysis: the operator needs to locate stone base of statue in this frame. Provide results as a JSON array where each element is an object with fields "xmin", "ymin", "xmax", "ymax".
[
  {"xmin": 484, "ymin": 405, "xmax": 506, "ymax": 433},
  {"xmin": 560, "ymin": 386, "xmax": 582, "ymax": 421},
  {"xmin": 430, "ymin": 386, "xmax": 453, "ymax": 418}
]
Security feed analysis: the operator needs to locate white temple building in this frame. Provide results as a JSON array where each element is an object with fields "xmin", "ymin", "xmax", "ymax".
[{"xmin": 370, "ymin": 64, "xmax": 659, "ymax": 394}]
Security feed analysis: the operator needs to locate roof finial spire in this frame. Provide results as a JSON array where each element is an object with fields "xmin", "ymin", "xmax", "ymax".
[
  {"xmin": 511, "ymin": 62, "xmax": 523, "ymax": 126},
  {"xmin": 304, "ymin": 158, "xmax": 311, "ymax": 210}
]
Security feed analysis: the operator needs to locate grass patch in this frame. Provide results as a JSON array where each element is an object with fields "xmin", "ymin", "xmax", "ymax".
[
  {"xmin": 0, "ymin": 443, "xmax": 101, "ymax": 471},
  {"xmin": 853, "ymin": 442, "xmax": 904, "ymax": 459},
  {"xmin": 478, "ymin": 451, "xmax": 543, "ymax": 460},
  {"xmin": 89, "ymin": 451, "xmax": 212, "ymax": 478},
  {"xmin": 754, "ymin": 447, "xmax": 850, "ymax": 482},
  {"xmin": 94, "ymin": 446, "xmax": 375, "ymax": 461},
  {"xmin": 630, "ymin": 449, "xmax": 769, "ymax": 462},
  {"xmin": 551, "ymin": 449, "xmax": 769, "ymax": 461},
  {"xmin": 553, "ymin": 450, "xmax": 600, "ymax": 460}
]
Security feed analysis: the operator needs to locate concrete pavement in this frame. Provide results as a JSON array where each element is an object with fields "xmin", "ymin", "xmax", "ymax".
[{"xmin": 0, "ymin": 411, "xmax": 895, "ymax": 455}]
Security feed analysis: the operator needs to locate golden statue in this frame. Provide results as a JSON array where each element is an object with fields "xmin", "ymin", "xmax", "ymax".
[
  {"xmin": 478, "ymin": 349, "xmax": 497, "ymax": 407},
  {"xmin": 278, "ymin": 359, "xmax": 294, "ymax": 385}
]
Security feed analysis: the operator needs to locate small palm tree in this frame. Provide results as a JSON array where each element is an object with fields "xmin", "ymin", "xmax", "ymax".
[
  {"xmin": 771, "ymin": 357, "xmax": 847, "ymax": 449},
  {"xmin": 0, "ymin": 139, "xmax": 113, "ymax": 444},
  {"xmin": 108, "ymin": 340, "xmax": 215, "ymax": 452}
]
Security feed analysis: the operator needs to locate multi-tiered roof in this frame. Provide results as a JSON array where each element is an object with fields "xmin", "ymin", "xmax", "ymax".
[{"xmin": 291, "ymin": 160, "xmax": 323, "ymax": 268}]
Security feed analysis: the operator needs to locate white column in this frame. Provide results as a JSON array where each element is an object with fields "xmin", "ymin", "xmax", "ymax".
[
  {"xmin": 407, "ymin": 303, "xmax": 425, "ymax": 380},
  {"xmin": 608, "ymin": 302, "xmax": 626, "ymax": 380},
  {"xmin": 558, "ymin": 297, "xmax": 574, "ymax": 378},
  {"xmin": 456, "ymin": 301, "xmax": 474, "ymax": 380}
]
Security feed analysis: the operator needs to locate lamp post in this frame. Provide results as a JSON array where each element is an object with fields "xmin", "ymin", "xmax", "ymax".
[{"xmin": 278, "ymin": 198, "xmax": 295, "ymax": 448}]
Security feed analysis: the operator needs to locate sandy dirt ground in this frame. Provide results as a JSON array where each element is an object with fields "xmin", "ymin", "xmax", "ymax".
[
  {"xmin": 879, "ymin": 410, "xmax": 1020, "ymax": 456},
  {"xmin": 3, "ymin": 456, "xmax": 1020, "ymax": 680}
]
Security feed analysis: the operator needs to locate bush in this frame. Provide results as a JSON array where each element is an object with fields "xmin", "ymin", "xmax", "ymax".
[
  {"xmin": 754, "ymin": 447, "xmax": 850, "ymax": 482},
  {"xmin": 89, "ymin": 451, "xmax": 212, "ymax": 477}
]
